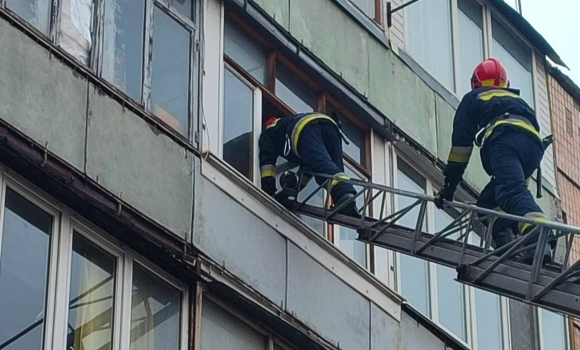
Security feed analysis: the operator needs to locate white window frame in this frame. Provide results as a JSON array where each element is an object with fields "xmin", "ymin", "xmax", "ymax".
[
  {"xmin": 537, "ymin": 308, "xmax": 571, "ymax": 350},
  {"xmin": 392, "ymin": 152, "xmax": 512, "ymax": 350},
  {"xmin": 219, "ymin": 63, "xmax": 263, "ymax": 185},
  {"xmin": 0, "ymin": 164, "xmax": 190, "ymax": 350}
]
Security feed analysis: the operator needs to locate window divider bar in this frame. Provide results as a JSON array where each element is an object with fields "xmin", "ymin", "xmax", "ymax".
[{"xmin": 142, "ymin": 0, "xmax": 155, "ymax": 110}]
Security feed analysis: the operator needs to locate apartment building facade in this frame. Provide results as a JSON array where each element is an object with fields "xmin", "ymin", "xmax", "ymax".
[
  {"xmin": 548, "ymin": 66, "xmax": 580, "ymax": 350},
  {"xmin": 0, "ymin": 0, "xmax": 572, "ymax": 349}
]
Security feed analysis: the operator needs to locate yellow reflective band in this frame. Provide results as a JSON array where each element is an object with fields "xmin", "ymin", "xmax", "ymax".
[
  {"xmin": 261, "ymin": 170, "xmax": 276, "ymax": 178},
  {"xmin": 479, "ymin": 79, "xmax": 508, "ymax": 88},
  {"xmin": 448, "ymin": 146, "xmax": 473, "ymax": 163},
  {"xmin": 484, "ymin": 119, "xmax": 542, "ymax": 141},
  {"xmin": 291, "ymin": 114, "xmax": 337, "ymax": 157},
  {"xmin": 331, "ymin": 174, "xmax": 350, "ymax": 187},
  {"xmin": 448, "ymin": 153, "xmax": 471, "ymax": 163},
  {"xmin": 477, "ymin": 89, "xmax": 521, "ymax": 101}
]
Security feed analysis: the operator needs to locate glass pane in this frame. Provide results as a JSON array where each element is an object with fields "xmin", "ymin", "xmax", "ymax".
[
  {"xmin": 151, "ymin": 7, "xmax": 191, "ymax": 135},
  {"xmin": 406, "ymin": 0, "xmax": 454, "ymax": 90},
  {"xmin": 457, "ymin": 0, "xmax": 484, "ymax": 95},
  {"xmin": 399, "ymin": 255, "xmax": 430, "ymax": 315},
  {"xmin": 275, "ymin": 64, "xmax": 316, "ymax": 113},
  {"xmin": 397, "ymin": 163, "xmax": 430, "ymax": 315},
  {"xmin": 223, "ymin": 69, "xmax": 254, "ymax": 179},
  {"xmin": 67, "ymin": 234, "xmax": 116, "ymax": 350},
  {"xmin": 201, "ymin": 298, "xmax": 268, "ymax": 350},
  {"xmin": 169, "ymin": 0, "xmax": 193, "ymax": 20},
  {"xmin": 436, "ymin": 265, "xmax": 466, "ymax": 341},
  {"xmin": 130, "ymin": 264, "xmax": 182, "ymax": 350},
  {"xmin": 540, "ymin": 309, "xmax": 568, "ymax": 350},
  {"xmin": 102, "ymin": 0, "xmax": 145, "ymax": 102},
  {"xmin": 348, "ymin": 0, "xmax": 375, "ymax": 18},
  {"xmin": 433, "ymin": 205, "xmax": 459, "ymax": 240},
  {"xmin": 327, "ymin": 106, "xmax": 366, "ymax": 165},
  {"xmin": 6, "ymin": 0, "xmax": 51, "ymax": 34},
  {"xmin": 337, "ymin": 167, "xmax": 366, "ymax": 267},
  {"xmin": 224, "ymin": 19, "xmax": 268, "ymax": 85},
  {"xmin": 475, "ymin": 289, "xmax": 504, "ymax": 350},
  {"xmin": 492, "ymin": 18, "xmax": 534, "ymax": 106},
  {"xmin": 0, "ymin": 188, "xmax": 53, "ymax": 350}
]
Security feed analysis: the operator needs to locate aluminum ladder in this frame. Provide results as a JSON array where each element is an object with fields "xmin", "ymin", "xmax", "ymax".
[{"xmin": 275, "ymin": 171, "xmax": 580, "ymax": 318}]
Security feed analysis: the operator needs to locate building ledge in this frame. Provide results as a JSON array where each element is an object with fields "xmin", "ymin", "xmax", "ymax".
[{"xmin": 200, "ymin": 153, "xmax": 404, "ymax": 321}]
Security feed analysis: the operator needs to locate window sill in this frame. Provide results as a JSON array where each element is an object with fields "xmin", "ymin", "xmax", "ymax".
[{"xmin": 200, "ymin": 153, "xmax": 404, "ymax": 320}]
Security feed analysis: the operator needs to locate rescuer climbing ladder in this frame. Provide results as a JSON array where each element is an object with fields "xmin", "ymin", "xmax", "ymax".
[{"xmin": 276, "ymin": 171, "xmax": 580, "ymax": 318}]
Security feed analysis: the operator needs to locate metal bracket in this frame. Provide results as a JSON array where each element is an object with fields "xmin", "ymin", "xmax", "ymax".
[{"xmin": 386, "ymin": 0, "xmax": 422, "ymax": 28}]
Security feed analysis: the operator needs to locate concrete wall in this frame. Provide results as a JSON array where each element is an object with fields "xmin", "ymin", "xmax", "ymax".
[
  {"xmin": 0, "ymin": 18, "xmax": 195, "ymax": 240},
  {"xmin": 193, "ymin": 170, "xmax": 455, "ymax": 350}
]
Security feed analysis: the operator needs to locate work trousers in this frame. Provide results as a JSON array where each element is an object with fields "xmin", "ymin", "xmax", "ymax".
[
  {"xmin": 477, "ymin": 129, "xmax": 545, "ymax": 245},
  {"xmin": 297, "ymin": 122, "xmax": 355, "ymax": 201}
]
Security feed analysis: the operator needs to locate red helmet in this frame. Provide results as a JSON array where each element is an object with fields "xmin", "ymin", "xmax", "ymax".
[{"xmin": 470, "ymin": 58, "xmax": 509, "ymax": 90}]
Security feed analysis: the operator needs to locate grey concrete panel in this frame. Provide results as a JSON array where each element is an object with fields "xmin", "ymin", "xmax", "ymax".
[
  {"xmin": 0, "ymin": 19, "xmax": 87, "ymax": 170},
  {"xmin": 252, "ymin": 0, "xmax": 290, "ymax": 29},
  {"xmin": 400, "ymin": 312, "xmax": 446, "ymax": 350},
  {"xmin": 509, "ymin": 301, "xmax": 535, "ymax": 350},
  {"xmin": 192, "ymin": 177, "xmax": 287, "ymax": 306},
  {"xmin": 86, "ymin": 86, "xmax": 193, "ymax": 238},
  {"xmin": 286, "ymin": 243, "xmax": 370, "ymax": 350},
  {"xmin": 371, "ymin": 302, "xmax": 400, "ymax": 350}
]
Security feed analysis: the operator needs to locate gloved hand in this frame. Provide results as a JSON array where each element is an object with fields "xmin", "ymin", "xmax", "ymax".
[
  {"xmin": 261, "ymin": 177, "xmax": 276, "ymax": 197},
  {"xmin": 434, "ymin": 186, "xmax": 454, "ymax": 209}
]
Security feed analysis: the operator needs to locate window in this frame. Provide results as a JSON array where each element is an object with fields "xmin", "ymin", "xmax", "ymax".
[
  {"xmin": 222, "ymin": 15, "xmax": 373, "ymax": 262},
  {"xmin": 394, "ymin": 157, "xmax": 509, "ymax": 347},
  {"xmin": 347, "ymin": 0, "xmax": 381, "ymax": 23},
  {"xmin": 67, "ymin": 233, "xmax": 116, "ymax": 350},
  {"xmin": 539, "ymin": 308, "xmax": 569, "ymax": 350},
  {"xmin": 405, "ymin": 0, "xmax": 455, "ymax": 90},
  {"xmin": 0, "ymin": 188, "xmax": 53, "ymax": 350},
  {"xmin": 5, "ymin": 0, "xmax": 52, "ymax": 34},
  {"xmin": 130, "ymin": 264, "xmax": 183, "ymax": 350},
  {"xmin": 101, "ymin": 0, "xmax": 198, "ymax": 136},
  {"xmin": 457, "ymin": 0, "xmax": 484, "ymax": 95},
  {"xmin": 491, "ymin": 17, "xmax": 534, "ymax": 105},
  {"xmin": 0, "ymin": 173, "xmax": 188, "ymax": 350},
  {"xmin": 222, "ymin": 67, "xmax": 258, "ymax": 179}
]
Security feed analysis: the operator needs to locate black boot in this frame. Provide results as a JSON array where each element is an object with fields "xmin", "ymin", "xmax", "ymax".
[{"xmin": 333, "ymin": 193, "xmax": 359, "ymax": 217}]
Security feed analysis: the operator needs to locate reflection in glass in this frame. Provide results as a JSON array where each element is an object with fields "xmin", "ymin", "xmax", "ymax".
[
  {"xmin": 6, "ymin": 0, "xmax": 51, "ymax": 34},
  {"xmin": 397, "ymin": 165, "xmax": 430, "ymax": 315},
  {"xmin": 223, "ymin": 69, "xmax": 254, "ymax": 179},
  {"xmin": 406, "ymin": 0, "xmax": 454, "ymax": 89},
  {"xmin": 151, "ymin": 7, "xmax": 191, "ymax": 135},
  {"xmin": 437, "ymin": 265, "xmax": 466, "ymax": 340},
  {"xmin": 224, "ymin": 19, "xmax": 268, "ymax": 85},
  {"xmin": 275, "ymin": 64, "xmax": 316, "ymax": 113},
  {"xmin": 337, "ymin": 167, "xmax": 366, "ymax": 267},
  {"xmin": 540, "ymin": 308, "xmax": 568, "ymax": 350},
  {"xmin": 67, "ymin": 234, "xmax": 116, "ymax": 350},
  {"xmin": 458, "ymin": 0, "xmax": 484, "ymax": 95},
  {"xmin": 130, "ymin": 264, "xmax": 182, "ymax": 350},
  {"xmin": 0, "ymin": 188, "xmax": 53, "ymax": 350},
  {"xmin": 475, "ymin": 289, "xmax": 504, "ymax": 350},
  {"xmin": 102, "ymin": 0, "xmax": 146, "ymax": 102}
]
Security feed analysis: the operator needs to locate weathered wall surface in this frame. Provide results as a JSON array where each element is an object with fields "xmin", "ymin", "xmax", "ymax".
[{"xmin": 0, "ymin": 19, "xmax": 194, "ymax": 239}]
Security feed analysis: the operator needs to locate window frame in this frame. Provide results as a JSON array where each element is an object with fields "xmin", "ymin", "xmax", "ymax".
[
  {"xmin": 346, "ymin": 0, "xmax": 383, "ymax": 25},
  {"xmin": 392, "ymin": 153, "xmax": 513, "ymax": 350},
  {"xmin": 221, "ymin": 12, "xmax": 374, "ymax": 269},
  {"xmin": 0, "ymin": 165, "xmax": 190, "ymax": 350},
  {"xmin": 403, "ymin": 0, "xmax": 538, "ymax": 105},
  {"xmin": 537, "ymin": 308, "xmax": 571, "ymax": 350}
]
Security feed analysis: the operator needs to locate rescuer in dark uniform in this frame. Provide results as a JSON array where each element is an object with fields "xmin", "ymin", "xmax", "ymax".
[
  {"xmin": 434, "ymin": 58, "xmax": 552, "ymax": 264},
  {"xmin": 259, "ymin": 112, "xmax": 359, "ymax": 216}
]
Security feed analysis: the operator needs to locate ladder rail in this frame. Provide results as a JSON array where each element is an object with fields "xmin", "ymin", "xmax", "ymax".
[{"xmin": 277, "ymin": 170, "xmax": 580, "ymax": 318}]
